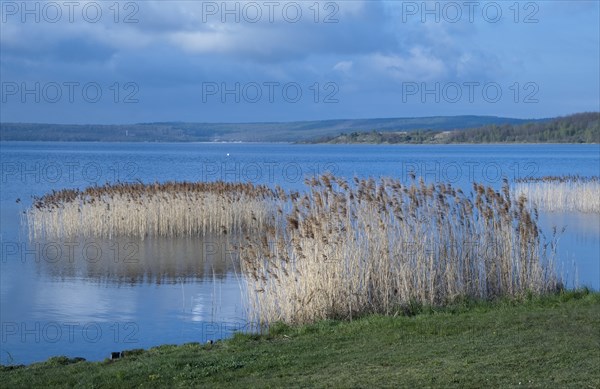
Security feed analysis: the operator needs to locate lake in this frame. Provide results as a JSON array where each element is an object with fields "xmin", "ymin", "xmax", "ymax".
[{"xmin": 1, "ymin": 142, "xmax": 598, "ymax": 365}]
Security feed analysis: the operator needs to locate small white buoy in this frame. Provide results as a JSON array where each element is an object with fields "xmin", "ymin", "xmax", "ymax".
[{"xmin": 226, "ymin": 153, "xmax": 230, "ymax": 157}]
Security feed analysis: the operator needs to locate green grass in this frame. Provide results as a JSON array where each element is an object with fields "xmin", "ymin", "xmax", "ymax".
[{"xmin": 2, "ymin": 290, "xmax": 599, "ymax": 388}]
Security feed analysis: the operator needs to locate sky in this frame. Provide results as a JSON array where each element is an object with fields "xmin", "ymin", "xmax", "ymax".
[{"xmin": 1, "ymin": 0, "xmax": 599, "ymax": 124}]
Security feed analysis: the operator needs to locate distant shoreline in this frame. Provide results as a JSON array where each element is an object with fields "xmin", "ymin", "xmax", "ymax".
[
  {"xmin": 0, "ymin": 114, "xmax": 549, "ymax": 143},
  {"xmin": 1, "ymin": 140, "xmax": 598, "ymax": 145},
  {"xmin": 301, "ymin": 112, "xmax": 599, "ymax": 144},
  {"xmin": 1, "ymin": 112, "xmax": 597, "ymax": 143}
]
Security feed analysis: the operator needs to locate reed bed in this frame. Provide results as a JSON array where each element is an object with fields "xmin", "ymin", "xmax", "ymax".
[
  {"xmin": 26, "ymin": 176, "xmax": 562, "ymax": 326},
  {"xmin": 240, "ymin": 175, "xmax": 561, "ymax": 325},
  {"xmin": 513, "ymin": 175, "xmax": 599, "ymax": 213},
  {"xmin": 26, "ymin": 181, "xmax": 282, "ymax": 240}
]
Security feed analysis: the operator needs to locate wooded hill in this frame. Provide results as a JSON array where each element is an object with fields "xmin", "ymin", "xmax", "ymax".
[
  {"xmin": 1, "ymin": 115, "xmax": 534, "ymax": 143},
  {"xmin": 306, "ymin": 113, "xmax": 599, "ymax": 144}
]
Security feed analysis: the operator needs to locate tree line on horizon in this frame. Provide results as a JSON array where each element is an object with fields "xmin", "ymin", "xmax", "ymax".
[
  {"xmin": 1, "ymin": 112, "xmax": 597, "ymax": 143},
  {"xmin": 313, "ymin": 112, "xmax": 599, "ymax": 144}
]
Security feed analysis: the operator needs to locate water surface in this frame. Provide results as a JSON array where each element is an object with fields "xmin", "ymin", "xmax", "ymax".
[{"xmin": 1, "ymin": 142, "xmax": 598, "ymax": 364}]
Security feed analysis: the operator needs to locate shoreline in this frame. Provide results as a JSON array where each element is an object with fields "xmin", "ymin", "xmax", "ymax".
[
  {"xmin": 2, "ymin": 289, "xmax": 599, "ymax": 387},
  {"xmin": 1, "ymin": 140, "xmax": 598, "ymax": 145}
]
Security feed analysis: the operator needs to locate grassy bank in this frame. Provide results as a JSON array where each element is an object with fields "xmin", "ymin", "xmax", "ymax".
[{"xmin": 2, "ymin": 290, "xmax": 599, "ymax": 388}]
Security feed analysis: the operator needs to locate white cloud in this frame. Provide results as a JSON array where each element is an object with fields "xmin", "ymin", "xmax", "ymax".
[
  {"xmin": 369, "ymin": 48, "xmax": 447, "ymax": 82},
  {"xmin": 333, "ymin": 61, "xmax": 353, "ymax": 73},
  {"xmin": 169, "ymin": 30, "xmax": 235, "ymax": 54}
]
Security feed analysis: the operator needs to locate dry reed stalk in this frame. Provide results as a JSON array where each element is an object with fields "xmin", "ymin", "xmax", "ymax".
[
  {"xmin": 512, "ymin": 176, "xmax": 599, "ymax": 213},
  {"xmin": 240, "ymin": 175, "xmax": 561, "ymax": 325},
  {"xmin": 26, "ymin": 181, "xmax": 279, "ymax": 240},
  {"xmin": 25, "ymin": 176, "xmax": 562, "ymax": 326}
]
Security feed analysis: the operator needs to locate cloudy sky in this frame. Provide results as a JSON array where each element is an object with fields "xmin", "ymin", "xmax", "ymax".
[{"xmin": 1, "ymin": 0, "xmax": 598, "ymax": 123}]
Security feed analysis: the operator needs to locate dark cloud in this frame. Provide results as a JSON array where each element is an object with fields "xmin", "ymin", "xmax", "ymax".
[{"xmin": 0, "ymin": 1, "xmax": 598, "ymax": 123}]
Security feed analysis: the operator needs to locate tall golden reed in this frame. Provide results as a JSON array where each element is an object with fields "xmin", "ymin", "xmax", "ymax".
[
  {"xmin": 26, "ymin": 181, "xmax": 279, "ymax": 240},
  {"xmin": 512, "ymin": 175, "xmax": 599, "ymax": 213},
  {"xmin": 26, "ymin": 176, "xmax": 561, "ymax": 325},
  {"xmin": 240, "ymin": 175, "xmax": 561, "ymax": 325}
]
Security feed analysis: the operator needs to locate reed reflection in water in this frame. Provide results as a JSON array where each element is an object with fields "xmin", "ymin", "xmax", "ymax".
[{"xmin": 32, "ymin": 233, "xmax": 241, "ymax": 285}]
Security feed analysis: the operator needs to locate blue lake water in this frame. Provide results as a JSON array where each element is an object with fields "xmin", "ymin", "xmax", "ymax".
[{"xmin": 1, "ymin": 142, "xmax": 599, "ymax": 365}]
